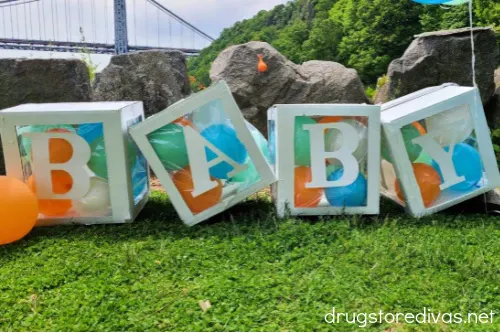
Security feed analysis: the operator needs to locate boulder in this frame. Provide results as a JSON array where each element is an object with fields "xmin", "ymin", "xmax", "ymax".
[
  {"xmin": 93, "ymin": 50, "xmax": 191, "ymax": 118},
  {"xmin": 486, "ymin": 68, "xmax": 500, "ymax": 129},
  {"xmin": 210, "ymin": 41, "xmax": 369, "ymax": 135},
  {"xmin": 0, "ymin": 58, "xmax": 91, "ymax": 174},
  {"xmin": 374, "ymin": 27, "xmax": 498, "ymax": 105}
]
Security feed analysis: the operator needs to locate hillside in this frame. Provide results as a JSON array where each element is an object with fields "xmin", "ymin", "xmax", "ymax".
[{"xmin": 188, "ymin": 0, "xmax": 499, "ymax": 86}]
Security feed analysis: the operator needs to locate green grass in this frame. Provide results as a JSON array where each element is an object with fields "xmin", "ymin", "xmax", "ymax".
[{"xmin": 1, "ymin": 191, "xmax": 499, "ymax": 331}]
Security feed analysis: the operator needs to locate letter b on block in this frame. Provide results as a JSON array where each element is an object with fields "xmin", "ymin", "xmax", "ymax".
[{"xmin": 268, "ymin": 104, "xmax": 381, "ymax": 217}]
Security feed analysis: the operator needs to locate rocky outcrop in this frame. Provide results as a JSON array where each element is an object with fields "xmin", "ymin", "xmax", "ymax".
[
  {"xmin": 93, "ymin": 50, "xmax": 191, "ymax": 118},
  {"xmin": 486, "ymin": 68, "xmax": 500, "ymax": 129},
  {"xmin": 0, "ymin": 58, "xmax": 91, "ymax": 175},
  {"xmin": 374, "ymin": 27, "xmax": 498, "ymax": 105},
  {"xmin": 210, "ymin": 41, "xmax": 369, "ymax": 135}
]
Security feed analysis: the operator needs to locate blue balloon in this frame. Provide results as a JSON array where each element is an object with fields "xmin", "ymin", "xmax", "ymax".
[
  {"xmin": 132, "ymin": 155, "xmax": 148, "ymax": 202},
  {"xmin": 324, "ymin": 169, "xmax": 367, "ymax": 207},
  {"xmin": 77, "ymin": 123, "xmax": 104, "ymax": 144},
  {"xmin": 268, "ymin": 121, "xmax": 276, "ymax": 165},
  {"xmin": 201, "ymin": 124, "xmax": 248, "ymax": 179},
  {"xmin": 431, "ymin": 143, "xmax": 483, "ymax": 191}
]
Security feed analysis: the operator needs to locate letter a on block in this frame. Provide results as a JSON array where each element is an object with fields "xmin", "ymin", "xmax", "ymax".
[
  {"xmin": 412, "ymin": 132, "xmax": 465, "ymax": 190},
  {"xmin": 25, "ymin": 132, "xmax": 92, "ymax": 199},
  {"xmin": 183, "ymin": 126, "xmax": 247, "ymax": 197},
  {"xmin": 302, "ymin": 122, "xmax": 360, "ymax": 189}
]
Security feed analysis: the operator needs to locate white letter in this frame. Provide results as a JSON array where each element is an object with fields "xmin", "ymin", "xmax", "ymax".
[
  {"xmin": 183, "ymin": 126, "xmax": 246, "ymax": 197},
  {"xmin": 412, "ymin": 133, "xmax": 465, "ymax": 190},
  {"xmin": 303, "ymin": 122, "xmax": 360, "ymax": 189},
  {"xmin": 26, "ymin": 132, "xmax": 91, "ymax": 200}
]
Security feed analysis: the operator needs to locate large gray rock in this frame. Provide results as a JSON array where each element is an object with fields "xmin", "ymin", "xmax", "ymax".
[
  {"xmin": 210, "ymin": 41, "xmax": 369, "ymax": 135},
  {"xmin": 374, "ymin": 27, "xmax": 498, "ymax": 105},
  {"xmin": 486, "ymin": 68, "xmax": 500, "ymax": 129},
  {"xmin": 0, "ymin": 58, "xmax": 91, "ymax": 174},
  {"xmin": 93, "ymin": 50, "xmax": 191, "ymax": 118}
]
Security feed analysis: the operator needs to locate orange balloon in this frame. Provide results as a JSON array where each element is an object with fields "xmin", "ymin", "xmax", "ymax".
[
  {"xmin": 47, "ymin": 128, "xmax": 74, "ymax": 164},
  {"xmin": 27, "ymin": 170, "xmax": 73, "ymax": 217},
  {"xmin": 294, "ymin": 166, "xmax": 323, "ymax": 208},
  {"xmin": 350, "ymin": 116, "xmax": 368, "ymax": 125},
  {"xmin": 172, "ymin": 167, "xmax": 222, "ymax": 214},
  {"xmin": 174, "ymin": 118, "xmax": 195, "ymax": 128},
  {"xmin": 257, "ymin": 54, "xmax": 268, "ymax": 73},
  {"xmin": 0, "ymin": 176, "xmax": 39, "ymax": 245},
  {"xmin": 412, "ymin": 121, "xmax": 426, "ymax": 135},
  {"xmin": 318, "ymin": 116, "xmax": 344, "ymax": 124},
  {"xmin": 395, "ymin": 163, "xmax": 441, "ymax": 207}
]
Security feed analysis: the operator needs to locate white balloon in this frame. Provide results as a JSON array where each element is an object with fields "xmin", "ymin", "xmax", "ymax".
[
  {"xmin": 425, "ymin": 105, "xmax": 473, "ymax": 147},
  {"xmin": 324, "ymin": 119, "xmax": 368, "ymax": 165},
  {"xmin": 73, "ymin": 177, "xmax": 111, "ymax": 216}
]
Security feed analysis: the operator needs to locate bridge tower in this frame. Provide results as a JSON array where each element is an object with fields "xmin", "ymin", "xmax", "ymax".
[{"xmin": 114, "ymin": 0, "xmax": 129, "ymax": 54}]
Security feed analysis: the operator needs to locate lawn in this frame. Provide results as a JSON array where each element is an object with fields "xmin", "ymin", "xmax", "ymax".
[{"xmin": 0, "ymin": 191, "xmax": 499, "ymax": 331}]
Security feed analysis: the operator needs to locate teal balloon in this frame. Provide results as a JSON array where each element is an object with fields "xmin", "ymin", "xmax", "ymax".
[
  {"xmin": 382, "ymin": 124, "xmax": 422, "ymax": 162},
  {"xmin": 294, "ymin": 116, "xmax": 316, "ymax": 166},
  {"xmin": 247, "ymin": 121, "xmax": 270, "ymax": 161},
  {"xmin": 88, "ymin": 137, "xmax": 137, "ymax": 180},
  {"xmin": 231, "ymin": 160, "xmax": 259, "ymax": 184},
  {"xmin": 415, "ymin": 151, "xmax": 433, "ymax": 165},
  {"xmin": 230, "ymin": 122, "xmax": 269, "ymax": 184},
  {"xmin": 444, "ymin": 0, "xmax": 470, "ymax": 5},
  {"xmin": 148, "ymin": 123, "xmax": 189, "ymax": 172},
  {"xmin": 17, "ymin": 124, "xmax": 76, "ymax": 157}
]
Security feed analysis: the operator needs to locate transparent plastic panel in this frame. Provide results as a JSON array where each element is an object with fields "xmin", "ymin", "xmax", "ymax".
[
  {"xmin": 16, "ymin": 123, "xmax": 112, "ymax": 219},
  {"xmin": 147, "ymin": 99, "xmax": 269, "ymax": 216},
  {"xmin": 126, "ymin": 115, "xmax": 149, "ymax": 205},
  {"xmin": 384, "ymin": 105, "xmax": 487, "ymax": 209},
  {"xmin": 293, "ymin": 116, "xmax": 369, "ymax": 209}
]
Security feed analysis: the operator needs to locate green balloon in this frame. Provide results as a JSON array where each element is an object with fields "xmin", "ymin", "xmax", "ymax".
[
  {"xmin": 231, "ymin": 160, "xmax": 260, "ymax": 184},
  {"xmin": 148, "ymin": 123, "xmax": 189, "ymax": 172},
  {"xmin": 294, "ymin": 116, "xmax": 316, "ymax": 166},
  {"xmin": 88, "ymin": 137, "xmax": 137, "ymax": 180},
  {"xmin": 381, "ymin": 124, "xmax": 422, "ymax": 162},
  {"xmin": 414, "ymin": 151, "xmax": 433, "ymax": 165}
]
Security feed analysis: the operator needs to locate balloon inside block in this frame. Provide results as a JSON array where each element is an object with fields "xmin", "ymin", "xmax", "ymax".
[
  {"xmin": 129, "ymin": 80, "xmax": 276, "ymax": 226},
  {"xmin": 380, "ymin": 84, "xmax": 500, "ymax": 217},
  {"xmin": 0, "ymin": 102, "xmax": 149, "ymax": 225},
  {"xmin": 268, "ymin": 104, "xmax": 381, "ymax": 217}
]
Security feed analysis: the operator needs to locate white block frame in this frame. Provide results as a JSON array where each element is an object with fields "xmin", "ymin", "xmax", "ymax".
[
  {"xmin": 0, "ymin": 101, "xmax": 149, "ymax": 225},
  {"xmin": 268, "ymin": 104, "xmax": 381, "ymax": 218},
  {"xmin": 129, "ymin": 81, "xmax": 276, "ymax": 226},
  {"xmin": 381, "ymin": 85, "xmax": 500, "ymax": 217}
]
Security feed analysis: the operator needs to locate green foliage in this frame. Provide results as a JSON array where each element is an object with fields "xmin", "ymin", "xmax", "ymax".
[
  {"xmin": 189, "ymin": 0, "xmax": 500, "ymax": 86},
  {"xmin": 78, "ymin": 27, "xmax": 98, "ymax": 84},
  {"xmin": 1, "ymin": 192, "xmax": 500, "ymax": 331},
  {"xmin": 491, "ymin": 128, "xmax": 500, "ymax": 161}
]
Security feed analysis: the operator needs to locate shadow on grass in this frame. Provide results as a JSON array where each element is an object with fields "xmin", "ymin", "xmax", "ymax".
[{"xmin": 2, "ymin": 191, "xmax": 499, "ymax": 256}]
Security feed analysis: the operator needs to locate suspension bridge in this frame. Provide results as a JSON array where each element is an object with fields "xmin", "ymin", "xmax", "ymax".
[{"xmin": 0, "ymin": 0, "xmax": 214, "ymax": 55}]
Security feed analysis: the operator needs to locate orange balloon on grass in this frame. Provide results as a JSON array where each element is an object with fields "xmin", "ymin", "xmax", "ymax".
[
  {"xmin": 172, "ymin": 167, "xmax": 222, "ymax": 214},
  {"xmin": 395, "ymin": 163, "xmax": 441, "ymax": 207},
  {"xmin": 294, "ymin": 166, "xmax": 323, "ymax": 208},
  {"xmin": 0, "ymin": 176, "xmax": 39, "ymax": 245},
  {"xmin": 47, "ymin": 128, "xmax": 74, "ymax": 164},
  {"xmin": 27, "ymin": 170, "xmax": 73, "ymax": 217}
]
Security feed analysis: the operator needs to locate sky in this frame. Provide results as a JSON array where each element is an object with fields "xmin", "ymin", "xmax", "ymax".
[{"xmin": 0, "ymin": 0, "xmax": 288, "ymax": 70}]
